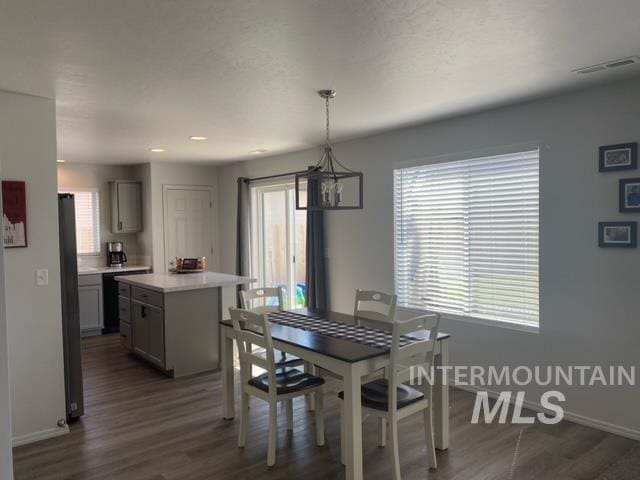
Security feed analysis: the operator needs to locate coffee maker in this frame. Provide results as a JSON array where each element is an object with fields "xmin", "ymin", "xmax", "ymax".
[{"xmin": 107, "ymin": 241, "xmax": 127, "ymax": 267}]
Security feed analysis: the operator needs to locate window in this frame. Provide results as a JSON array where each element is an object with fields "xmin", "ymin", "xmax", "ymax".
[
  {"xmin": 62, "ymin": 189, "xmax": 101, "ymax": 255},
  {"xmin": 394, "ymin": 150, "xmax": 539, "ymax": 327},
  {"xmin": 251, "ymin": 183, "xmax": 307, "ymax": 309}
]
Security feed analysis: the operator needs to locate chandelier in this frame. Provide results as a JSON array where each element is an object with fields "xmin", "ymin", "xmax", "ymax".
[{"xmin": 295, "ymin": 90, "xmax": 363, "ymax": 210}]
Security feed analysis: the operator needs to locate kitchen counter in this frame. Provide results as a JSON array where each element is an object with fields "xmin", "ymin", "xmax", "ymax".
[
  {"xmin": 78, "ymin": 265, "xmax": 151, "ymax": 276},
  {"xmin": 114, "ymin": 271, "xmax": 252, "ymax": 293}
]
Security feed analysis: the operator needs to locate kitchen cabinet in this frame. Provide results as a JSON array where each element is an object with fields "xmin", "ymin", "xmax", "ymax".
[
  {"xmin": 115, "ymin": 273, "xmax": 250, "ymax": 378},
  {"xmin": 78, "ymin": 274, "xmax": 104, "ymax": 337},
  {"xmin": 111, "ymin": 180, "xmax": 142, "ymax": 233},
  {"xmin": 130, "ymin": 289, "xmax": 165, "ymax": 369}
]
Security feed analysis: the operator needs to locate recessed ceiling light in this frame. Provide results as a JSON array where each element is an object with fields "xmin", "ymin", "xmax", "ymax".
[
  {"xmin": 249, "ymin": 149, "xmax": 268, "ymax": 155},
  {"xmin": 190, "ymin": 136, "xmax": 208, "ymax": 141},
  {"xmin": 57, "ymin": 159, "xmax": 66, "ymax": 163},
  {"xmin": 150, "ymin": 148, "xmax": 165, "ymax": 153}
]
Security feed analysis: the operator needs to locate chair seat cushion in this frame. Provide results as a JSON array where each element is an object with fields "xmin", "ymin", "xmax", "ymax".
[
  {"xmin": 249, "ymin": 368, "xmax": 325, "ymax": 394},
  {"xmin": 338, "ymin": 379, "xmax": 424, "ymax": 411},
  {"xmin": 255, "ymin": 349, "xmax": 302, "ymax": 367}
]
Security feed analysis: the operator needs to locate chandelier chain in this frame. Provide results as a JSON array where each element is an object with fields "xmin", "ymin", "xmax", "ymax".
[{"xmin": 325, "ymin": 96, "xmax": 331, "ymax": 146}]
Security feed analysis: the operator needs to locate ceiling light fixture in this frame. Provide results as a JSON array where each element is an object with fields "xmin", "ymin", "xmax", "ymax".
[
  {"xmin": 295, "ymin": 90, "xmax": 363, "ymax": 210},
  {"xmin": 57, "ymin": 159, "xmax": 66, "ymax": 163},
  {"xmin": 249, "ymin": 149, "xmax": 268, "ymax": 155},
  {"xmin": 149, "ymin": 148, "xmax": 165, "ymax": 153},
  {"xmin": 190, "ymin": 136, "xmax": 208, "ymax": 141}
]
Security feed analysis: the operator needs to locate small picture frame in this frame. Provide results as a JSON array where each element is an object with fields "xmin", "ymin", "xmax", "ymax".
[
  {"xmin": 619, "ymin": 177, "xmax": 640, "ymax": 212},
  {"xmin": 598, "ymin": 222, "xmax": 637, "ymax": 248},
  {"xmin": 599, "ymin": 143, "xmax": 637, "ymax": 172}
]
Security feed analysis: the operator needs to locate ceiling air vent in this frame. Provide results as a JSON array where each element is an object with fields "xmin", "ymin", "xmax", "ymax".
[{"xmin": 574, "ymin": 56, "xmax": 640, "ymax": 74}]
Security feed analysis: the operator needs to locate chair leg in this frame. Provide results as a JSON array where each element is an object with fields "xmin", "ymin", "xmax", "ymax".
[
  {"xmin": 340, "ymin": 400, "xmax": 345, "ymax": 465},
  {"xmin": 377, "ymin": 417, "xmax": 387, "ymax": 447},
  {"xmin": 389, "ymin": 419, "xmax": 401, "ymax": 480},
  {"xmin": 286, "ymin": 399, "xmax": 294, "ymax": 431},
  {"xmin": 267, "ymin": 401, "xmax": 277, "ymax": 467},
  {"xmin": 424, "ymin": 406, "xmax": 437, "ymax": 469},
  {"xmin": 314, "ymin": 388, "xmax": 325, "ymax": 446},
  {"xmin": 238, "ymin": 393, "xmax": 249, "ymax": 447},
  {"xmin": 305, "ymin": 362, "xmax": 316, "ymax": 411}
]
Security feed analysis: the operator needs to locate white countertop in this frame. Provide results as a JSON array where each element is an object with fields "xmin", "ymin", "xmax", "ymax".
[
  {"xmin": 78, "ymin": 265, "xmax": 151, "ymax": 276},
  {"xmin": 114, "ymin": 271, "xmax": 253, "ymax": 293}
]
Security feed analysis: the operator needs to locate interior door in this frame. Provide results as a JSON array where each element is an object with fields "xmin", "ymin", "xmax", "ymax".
[{"xmin": 164, "ymin": 187, "xmax": 213, "ymax": 270}]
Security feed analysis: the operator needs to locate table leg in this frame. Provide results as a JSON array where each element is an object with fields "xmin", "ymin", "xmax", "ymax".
[
  {"xmin": 344, "ymin": 366, "xmax": 363, "ymax": 480},
  {"xmin": 222, "ymin": 331, "xmax": 235, "ymax": 420},
  {"xmin": 433, "ymin": 338, "xmax": 450, "ymax": 450}
]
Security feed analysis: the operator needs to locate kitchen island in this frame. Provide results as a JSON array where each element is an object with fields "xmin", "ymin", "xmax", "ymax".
[{"xmin": 115, "ymin": 272, "xmax": 252, "ymax": 377}]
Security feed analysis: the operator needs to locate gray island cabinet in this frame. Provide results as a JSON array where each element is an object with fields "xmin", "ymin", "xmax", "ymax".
[{"xmin": 115, "ymin": 272, "xmax": 252, "ymax": 377}]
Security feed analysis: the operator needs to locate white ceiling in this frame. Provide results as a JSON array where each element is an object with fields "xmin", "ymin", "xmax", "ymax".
[{"xmin": 1, "ymin": 0, "xmax": 640, "ymax": 164}]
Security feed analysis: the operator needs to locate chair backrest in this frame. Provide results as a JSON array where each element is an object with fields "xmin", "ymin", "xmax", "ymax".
[
  {"xmin": 387, "ymin": 313, "xmax": 441, "ymax": 412},
  {"xmin": 353, "ymin": 289, "xmax": 397, "ymax": 331},
  {"xmin": 229, "ymin": 308, "xmax": 277, "ymax": 397},
  {"xmin": 239, "ymin": 287, "xmax": 285, "ymax": 314}
]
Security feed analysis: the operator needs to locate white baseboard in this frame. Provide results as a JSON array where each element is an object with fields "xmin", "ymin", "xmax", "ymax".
[
  {"xmin": 455, "ymin": 385, "xmax": 640, "ymax": 441},
  {"xmin": 12, "ymin": 425, "xmax": 69, "ymax": 447}
]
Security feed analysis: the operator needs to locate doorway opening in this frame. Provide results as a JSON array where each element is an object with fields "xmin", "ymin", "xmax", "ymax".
[{"xmin": 250, "ymin": 182, "xmax": 307, "ymax": 309}]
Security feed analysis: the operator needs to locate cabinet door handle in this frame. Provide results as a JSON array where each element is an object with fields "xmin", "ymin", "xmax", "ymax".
[
  {"xmin": 118, "ymin": 220, "xmax": 123, "ymax": 230},
  {"xmin": 141, "ymin": 305, "xmax": 147, "ymax": 318}
]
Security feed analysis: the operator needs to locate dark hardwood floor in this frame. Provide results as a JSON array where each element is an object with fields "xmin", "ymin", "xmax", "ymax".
[{"xmin": 12, "ymin": 335, "xmax": 639, "ymax": 480}]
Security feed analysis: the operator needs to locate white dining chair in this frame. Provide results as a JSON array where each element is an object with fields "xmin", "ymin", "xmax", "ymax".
[
  {"xmin": 239, "ymin": 287, "xmax": 285, "ymax": 314},
  {"xmin": 354, "ymin": 289, "xmax": 397, "ymax": 331},
  {"xmin": 230, "ymin": 308, "xmax": 326, "ymax": 467},
  {"xmin": 239, "ymin": 287, "xmax": 305, "ymax": 370},
  {"xmin": 338, "ymin": 313, "xmax": 441, "ymax": 479},
  {"xmin": 318, "ymin": 290, "xmax": 398, "ymax": 387}
]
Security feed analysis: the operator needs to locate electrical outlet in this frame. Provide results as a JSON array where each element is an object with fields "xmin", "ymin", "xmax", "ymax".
[{"xmin": 36, "ymin": 269, "xmax": 49, "ymax": 286}]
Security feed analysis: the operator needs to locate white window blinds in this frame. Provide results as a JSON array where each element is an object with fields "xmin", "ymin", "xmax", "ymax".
[
  {"xmin": 394, "ymin": 150, "xmax": 539, "ymax": 326},
  {"xmin": 65, "ymin": 189, "xmax": 101, "ymax": 255}
]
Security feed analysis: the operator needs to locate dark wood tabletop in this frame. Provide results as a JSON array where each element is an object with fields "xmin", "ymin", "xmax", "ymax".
[{"xmin": 221, "ymin": 308, "xmax": 450, "ymax": 363}]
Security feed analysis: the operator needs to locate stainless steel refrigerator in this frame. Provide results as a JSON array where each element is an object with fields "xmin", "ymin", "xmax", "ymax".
[{"xmin": 58, "ymin": 193, "xmax": 84, "ymax": 420}]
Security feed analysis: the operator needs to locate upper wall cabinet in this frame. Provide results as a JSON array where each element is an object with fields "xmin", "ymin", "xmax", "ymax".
[{"xmin": 111, "ymin": 180, "xmax": 142, "ymax": 233}]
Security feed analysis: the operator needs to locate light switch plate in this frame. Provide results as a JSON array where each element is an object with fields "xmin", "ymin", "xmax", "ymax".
[{"xmin": 36, "ymin": 269, "xmax": 49, "ymax": 286}]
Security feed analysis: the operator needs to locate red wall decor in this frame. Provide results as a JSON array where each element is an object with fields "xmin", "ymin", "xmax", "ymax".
[{"xmin": 2, "ymin": 180, "xmax": 28, "ymax": 248}]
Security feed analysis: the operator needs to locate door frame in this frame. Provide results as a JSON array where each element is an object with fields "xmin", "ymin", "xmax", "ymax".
[
  {"xmin": 0, "ymin": 171, "xmax": 14, "ymax": 478},
  {"xmin": 162, "ymin": 185, "xmax": 216, "ymax": 273},
  {"xmin": 249, "ymin": 181, "xmax": 306, "ymax": 309}
]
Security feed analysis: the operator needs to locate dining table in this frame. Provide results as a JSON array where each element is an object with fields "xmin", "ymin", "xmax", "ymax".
[{"xmin": 220, "ymin": 308, "xmax": 451, "ymax": 480}]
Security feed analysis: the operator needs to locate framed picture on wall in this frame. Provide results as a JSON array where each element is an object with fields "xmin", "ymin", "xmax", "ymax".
[
  {"xmin": 598, "ymin": 221, "xmax": 637, "ymax": 248},
  {"xmin": 2, "ymin": 180, "xmax": 28, "ymax": 248},
  {"xmin": 619, "ymin": 177, "xmax": 640, "ymax": 212},
  {"xmin": 599, "ymin": 142, "xmax": 637, "ymax": 172}
]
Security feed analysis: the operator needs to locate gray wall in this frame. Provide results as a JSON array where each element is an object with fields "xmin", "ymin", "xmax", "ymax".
[
  {"xmin": 0, "ymin": 90, "xmax": 67, "ymax": 444},
  {"xmin": 217, "ymin": 78, "xmax": 640, "ymax": 437}
]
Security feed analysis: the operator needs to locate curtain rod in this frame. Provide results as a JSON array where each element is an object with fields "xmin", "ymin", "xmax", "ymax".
[{"xmin": 240, "ymin": 168, "xmax": 312, "ymax": 183}]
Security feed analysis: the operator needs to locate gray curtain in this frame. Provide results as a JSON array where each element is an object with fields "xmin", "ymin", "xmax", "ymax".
[
  {"xmin": 305, "ymin": 178, "xmax": 327, "ymax": 310},
  {"xmin": 236, "ymin": 177, "xmax": 251, "ymax": 306}
]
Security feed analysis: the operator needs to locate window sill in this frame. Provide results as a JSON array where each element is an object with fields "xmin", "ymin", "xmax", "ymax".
[{"xmin": 398, "ymin": 307, "xmax": 540, "ymax": 335}]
